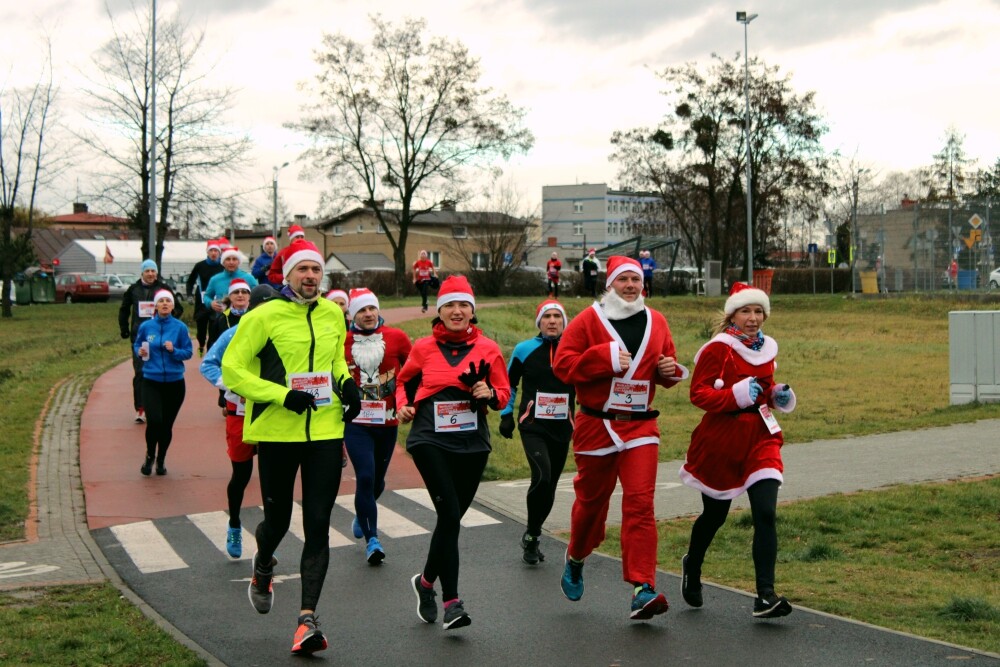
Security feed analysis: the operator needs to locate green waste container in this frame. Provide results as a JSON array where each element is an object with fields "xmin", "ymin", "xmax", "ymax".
[
  {"xmin": 14, "ymin": 274, "xmax": 32, "ymax": 305},
  {"xmin": 29, "ymin": 270, "xmax": 55, "ymax": 303}
]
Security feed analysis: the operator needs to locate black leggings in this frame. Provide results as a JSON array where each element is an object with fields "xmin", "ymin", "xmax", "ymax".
[
  {"xmin": 227, "ymin": 459, "xmax": 254, "ymax": 527},
  {"xmin": 686, "ymin": 478, "xmax": 780, "ymax": 596},
  {"xmin": 141, "ymin": 378, "xmax": 185, "ymax": 463},
  {"xmin": 254, "ymin": 440, "xmax": 343, "ymax": 611},
  {"xmin": 417, "ymin": 281, "xmax": 430, "ymax": 309},
  {"xmin": 520, "ymin": 430, "xmax": 569, "ymax": 536},
  {"xmin": 410, "ymin": 446, "xmax": 489, "ymax": 602}
]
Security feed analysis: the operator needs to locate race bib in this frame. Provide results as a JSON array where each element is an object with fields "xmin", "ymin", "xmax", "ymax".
[
  {"xmin": 758, "ymin": 404, "xmax": 782, "ymax": 434},
  {"xmin": 288, "ymin": 372, "xmax": 333, "ymax": 407},
  {"xmin": 609, "ymin": 379, "xmax": 650, "ymax": 412},
  {"xmin": 138, "ymin": 301, "xmax": 155, "ymax": 318},
  {"xmin": 353, "ymin": 400, "xmax": 387, "ymax": 425},
  {"xmin": 534, "ymin": 392, "xmax": 570, "ymax": 420},
  {"xmin": 433, "ymin": 400, "xmax": 478, "ymax": 432}
]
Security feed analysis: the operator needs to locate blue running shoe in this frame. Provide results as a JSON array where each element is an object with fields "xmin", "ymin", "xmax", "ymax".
[
  {"xmin": 560, "ymin": 550, "xmax": 584, "ymax": 601},
  {"xmin": 226, "ymin": 525, "xmax": 242, "ymax": 559},
  {"xmin": 630, "ymin": 583, "xmax": 669, "ymax": 620},
  {"xmin": 366, "ymin": 536, "xmax": 385, "ymax": 565},
  {"xmin": 352, "ymin": 516, "xmax": 364, "ymax": 539}
]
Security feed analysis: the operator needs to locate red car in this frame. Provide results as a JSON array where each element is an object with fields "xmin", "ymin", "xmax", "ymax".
[{"xmin": 55, "ymin": 273, "xmax": 110, "ymax": 303}]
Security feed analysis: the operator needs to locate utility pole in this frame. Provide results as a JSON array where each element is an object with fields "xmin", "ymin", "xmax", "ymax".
[{"xmin": 737, "ymin": 11, "xmax": 758, "ymax": 284}]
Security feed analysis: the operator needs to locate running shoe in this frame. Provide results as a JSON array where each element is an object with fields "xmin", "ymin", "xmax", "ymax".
[
  {"xmin": 134, "ymin": 408, "xmax": 145, "ymax": 424},
  {"xmin": 226, "ymin": 526, "xmax": 242, "ymax": 559},
  {"xmin": 248, "ymin": 551, "xmax": 277, "ymax": 614},
  {"xmin": 560, "ymin": 550, "xmax": 584, "ymax": 601},
  {"xmin": 140, "ymin": 456, "xmax": 153, "ymax": 476},
  {"xmin": 442, "ymin": 600, "xmax": 471, "ymax": 630},
  {"xmin": 681, "ymin": 554, "xmax": 703, "ymax": 607},
  {"xmin": 290, "ymin": 614, "xmax": 327, "ymax": 655},
  {"xmin": 630, "ymin": 583, "xmax": 669, "ymax": 620},
  {"xmin": 753, "ymin": 594, "xmax": 792, "ymax": 619},
  {"xmin": 366, "ymin": 536, "xmax": 385, "ymax": 565},
  {"xmin": 520, "ymin": 532, "xmax": 544, "ymax": 565},
  {"xmin": 155, "ymin": 461, "xmax": 167, "ymax": 476},
  {"xmin": 411, "ymin": 573, "xmax": 437, "ymax": 623},
  {"xmin": 352, "ymin": 516, "xmax": 364, "ymax": 539}
]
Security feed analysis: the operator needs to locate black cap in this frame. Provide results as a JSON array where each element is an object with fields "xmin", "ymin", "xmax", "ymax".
[{"xmin": 249, "ymin": 284, "xmax": 278, "ymax": 310}]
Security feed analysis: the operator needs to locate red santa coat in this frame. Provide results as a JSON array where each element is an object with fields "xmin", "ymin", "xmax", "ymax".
[
  {"xmin": 679, "ymin": 333, "xmax": 798, "ymax": 500},
  {"xmin": 345, "ymin": 324, "xmax": 412, "ymax": 427},
  {"xmin": 553, "ymin": 303, "xmax": 687, "ymax": 455}
]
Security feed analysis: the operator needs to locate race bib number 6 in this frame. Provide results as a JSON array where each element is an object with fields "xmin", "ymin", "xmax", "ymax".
[{"xmin": 433, "ymin": 400, "xmax": 478, "ymax": 432}]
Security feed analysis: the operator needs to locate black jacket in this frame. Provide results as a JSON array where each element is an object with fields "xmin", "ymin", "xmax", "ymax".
[{"xmin": 119, "ymin": 279, "xmax": 184, "ymax": 342}]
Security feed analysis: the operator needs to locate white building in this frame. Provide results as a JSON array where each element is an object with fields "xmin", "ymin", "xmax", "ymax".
[{"xmin": 54, "ymin": 240, "xmax": 224, "ymax": 280}]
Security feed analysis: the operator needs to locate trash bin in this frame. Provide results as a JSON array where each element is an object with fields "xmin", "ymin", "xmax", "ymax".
[
  {"xmin": 752, "ymin": 269, "xmax": 774, "ymax": 294},
  {"xmin": 13, "ymin": 274, "xmax": 31, "ymax": 305},
  {"xmin": 860, "ymin": 271, "xmax": 878, "ymax": 294},
  {"xmin": 957, "ymin": 269, "xmax": 978, "ymax": 290},
  {"xmin": 29, "ymin": 270, "xmax": 55, "ymax": 303}
]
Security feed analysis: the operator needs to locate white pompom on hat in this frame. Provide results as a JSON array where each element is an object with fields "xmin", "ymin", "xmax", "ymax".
[
  {"xmin": 282, "ymin": 239, "xmax": 324, "ymax": 280},
  {"xmin": 436, "ymin": 275, "xmax": 475, "ymax": 311},
  {"xmin": 220, "ymin": 246, "xmax": 241, "ymax": 262},
  {"xmin": 724, "ymin": 281, "xmax": 770, "ymax": 317},
  {"xmin": 605, "ymin": 256, "xmax": 643, "ymax": 288},
  {"xmin": 153, "ymin": 289, "xmax": 174, "ymax": 304},
  {"xmin": 534, "ymin": 299, "xmax": 567, "ymax": 328},
  {"xmin": 228, "ymin": 278, "xmax": 251, "ymax": 294},
  {"xmin": 348, "ymin": 287, "xmax": 379, "ymax": 319}
]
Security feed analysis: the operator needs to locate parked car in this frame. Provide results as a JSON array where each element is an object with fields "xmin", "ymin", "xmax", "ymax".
[
  {"xmin": 55, "ymin": 273, "xmax": 110, "ymax": 303},
  {"xmin": 104, "ymin": 273, "xmax": 138, "ymax": 300}
]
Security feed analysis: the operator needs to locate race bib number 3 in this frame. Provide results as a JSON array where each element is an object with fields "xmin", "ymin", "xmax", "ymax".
[
  {"xmin": 353, "ymin": 400, "xmax": 387, "ymax": 425},
  {"xmin": 288, "ymin": 372, "xmax": 334, "ymax": 407},
  {"xmin": 534, "ymin": 392, "xmax": 570, "ymax": 420},
  {"xmin": 609, "ymin": 379, "xmax": 650, "ymax": 412},
  {"xmin": 434, "ymin": 400, "xmax": 478, "ymax": 432}
]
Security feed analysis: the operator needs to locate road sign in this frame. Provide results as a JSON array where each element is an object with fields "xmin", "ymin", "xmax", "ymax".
[
  {"xmin": 808, "ymin": 243, "xmax": 818, "ymax": 254},
  {"xmin": 827, "ymin": 248, "xmax": 836, "ymax": 265},
  {"xmin": 970, "ymin": 214, "xmax": 983, "ymax": 229}
]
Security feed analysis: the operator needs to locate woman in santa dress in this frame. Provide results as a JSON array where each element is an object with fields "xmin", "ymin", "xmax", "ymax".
[{"xmin": 678, "ymin": 282, "xmax": 797, "ymax": 619}]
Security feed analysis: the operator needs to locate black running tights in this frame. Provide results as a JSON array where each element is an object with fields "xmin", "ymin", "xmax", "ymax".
[
  {"xmin": 520, "ymin": 430, "xmax": 569, "ymax": 537},
  {"xmin": 227, "ymin": 458, "xmax": 254, "ymax": 527},
  {"xmin": 141, "ymin": 378, "xmax": 185, "ymax": 463},
  {"xmin": 686, "ymin": 478, "xmax": 780, "ymax": 597},
  {"xmin": 410, "ymin": 446, "xmax": 489, "ymax": 602},
  {"xmin": 255, "ymin": 440, "xmax": 342, "ymax": 611}
]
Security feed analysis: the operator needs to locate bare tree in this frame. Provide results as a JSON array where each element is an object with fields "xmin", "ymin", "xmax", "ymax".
[
  {"xmin": 0, "ymin": 48, "xmax": 57, "ymax": 317},
  {"xmin": 80, "ymin": 2, "xmax": 252, "ymax": 264},
  {"xmin": 291, "ymin": 15, "xmax": 534, "ymax": 294}
]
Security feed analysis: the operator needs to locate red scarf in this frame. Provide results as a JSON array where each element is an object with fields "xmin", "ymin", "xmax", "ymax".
[{"xmin": 431, "ymin": 320, "xmax": 481, "ymax": 345}]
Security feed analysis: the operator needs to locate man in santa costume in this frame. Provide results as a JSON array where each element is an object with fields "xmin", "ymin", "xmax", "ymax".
[
  {"xmin": 552, "ymin": 255, "xmax": 688, "ymax": 621},
  {"xmin": 266, "ymin": 224, "xmax": 308, "ymax": 288},
  {"xmin": 678, "ymin": 281, "xmax": 797, "ymax": 619}
]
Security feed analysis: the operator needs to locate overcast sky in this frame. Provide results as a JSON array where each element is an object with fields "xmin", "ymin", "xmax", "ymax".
[{"xmin": 4, "ymin": 0, "xmax": 999, "ymax": 222}]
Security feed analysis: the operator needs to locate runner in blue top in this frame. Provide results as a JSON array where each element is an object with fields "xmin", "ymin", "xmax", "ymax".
[
  {"xmin": 203, "ymin": 245, "xmax": 258, "ymax": 312},
  {"xmin": 639, "ymin": 250, "xmax": 657, "ymax": 297}
]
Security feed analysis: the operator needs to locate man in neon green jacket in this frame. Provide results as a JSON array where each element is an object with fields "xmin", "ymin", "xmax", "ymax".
[{"xmin": 222, "ymin": 239, "xmax": 361, "ymax": 656}]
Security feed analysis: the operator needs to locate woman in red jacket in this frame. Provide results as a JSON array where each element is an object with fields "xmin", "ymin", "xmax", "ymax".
[
  {"xmin": 679, "ymin": 282, "xmax": 797, "ymax": 619},
  {"xmin": 397, "ymin": 275, "xmax": 510, "ymax": 631}
]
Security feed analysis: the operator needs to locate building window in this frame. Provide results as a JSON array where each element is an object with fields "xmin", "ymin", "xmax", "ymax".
[
  {"xmin": 333, "ymin": 225, "xmax": 343, "ymax": 236},
  {"xmin": 429, "ymin": 251, "xmax": 441, "ymax": 267},
  {"xmin": 356, "ymin": 224, "xmax": 364, "ymax": 233},
  {"xmin": 573, "ymin": 201, "xmax": 583, "ymax": 213},
  {"xmin": 471, "ymin": 252, "xmax": 489, "ymax": 269},
  {"xmin": 375, "ymin": 222, "xmax": 385, "ymax": 234},
  {"xmin": 607, "ymin": 222, "xmax": 613, "ymax": 235},
  {"xmin": 573, "ymin": 223, "xmax": 583, "ymax": 236},
  {"xmin": 452, "ymin": 226, "xmax": 468, "ymax": 239}
]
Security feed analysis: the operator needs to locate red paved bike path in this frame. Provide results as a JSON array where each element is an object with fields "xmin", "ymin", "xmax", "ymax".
[{"xmin": 80, "ymin": 304, "xmax": 432, "ymax": 530}]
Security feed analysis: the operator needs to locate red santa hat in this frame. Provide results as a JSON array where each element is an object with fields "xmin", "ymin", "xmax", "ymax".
[
  {"xmin": 206, "ymin": 238, "xmax": 223, "ymax": 251},
  {"xmin": 724, "ymin": 281, "xmax": 770, "ymax": 317},
  {"xmin": 534, "ymin": 299, "xmax": 567, "ymax": 328},
  {"xmin": 228, "ymin": 278, "xmax": 251, "ymax": 295},
  {"xmin": 220, "ymin": 246, "xmax": 241, "ymax": 262},
  {"xmin": 288, "ymin": 224, "xmax": 306, "ymax": 240},
  {"xmin": 436, "ymin": 275, "xmax": 475, "ymax": 311},
  {"xmin": 283, "ymin": 239, "xmax": 324, "ymax": 279},
  {"xmin": 153, "ymin": 289, "xmax": 174, "ymax": 304},
  {"xmin": 605, "ymin": 255, "xmax": 642, "ymax": 288},
  {"xmin": 348, "ymin": 287, "xmax": 379, "ymax": 319},
  {"xmin": 263, "ymin": 236, "xmax": 276, "ymax": 246},
  {"xmin": 325, "ymin": 289, "xmax": 348, "ymax": 304}
]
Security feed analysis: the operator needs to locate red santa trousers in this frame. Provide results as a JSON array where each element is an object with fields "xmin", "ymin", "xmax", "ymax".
[{"xmin": 567, "ymin": 442, "xmax": 659, "ymax": 585}]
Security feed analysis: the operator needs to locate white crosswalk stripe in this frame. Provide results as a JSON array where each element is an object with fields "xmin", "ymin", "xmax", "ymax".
[
  {"xmin": 393, "ymin": 488, "xmax": 501, "ymax": 527},
  {"xmin": 336, "ymin": 494, "xmax": 429, "ymax": 538},
  {"xmin": 187, "ymin": 510, "xmax": 255, "ymax": 561},
  {"xmin": 110, "ymin": 521, "xmax": 186, "ymax": 573},
  {"xmin": 289, "ymin": 502, "xmax": 354, "ymax": 548}
]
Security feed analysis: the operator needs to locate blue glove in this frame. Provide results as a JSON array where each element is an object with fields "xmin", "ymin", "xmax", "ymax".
[
  {"xmin": 747, "ymin": 378, "xmax": 762, "ymax": 402},
  {"xmin": 774, "ymin": 385, "xmax": 791, "ymax": 407}
]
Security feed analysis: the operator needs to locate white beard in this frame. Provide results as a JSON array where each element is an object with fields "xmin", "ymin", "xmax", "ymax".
[
  {"xmin": 351, "ymin": 333, "xmax": 386, "ymax": 383},
  {"xmin": 601, "ymin": 289, "xmax": 645, "ymax": 320}
]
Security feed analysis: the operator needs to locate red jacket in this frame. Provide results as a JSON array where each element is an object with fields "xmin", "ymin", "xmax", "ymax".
[
  {"xmin": 553, "ymin": 303, "xmax": 686, "ymax": 455},
  {"xmin": 345, "ymin": 323, "xmax": 412, "ymax": 427}
]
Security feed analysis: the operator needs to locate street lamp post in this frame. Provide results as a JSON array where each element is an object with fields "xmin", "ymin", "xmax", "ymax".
[
  {"xmin": 737, "ymin": 11, "xmax": 758, "ymax": 284},
  {"xmin": 272, "ymin": 162, "xmax": 289, "ymax": 240},
  {"xmin": 850, "ymin": 168, "xmax": 868, "ymax": 293}
]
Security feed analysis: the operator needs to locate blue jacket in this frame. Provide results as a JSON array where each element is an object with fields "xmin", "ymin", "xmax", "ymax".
[
  {"xmin": 251, "ymin": 252, "xmax": 275, "ymax": 284},
  {"xmin": 203, "ymin": 269, "xmax": 258, "ymax": 307},
  {"xmin": 134, "ymin": 314, "xmax": 193, "ymax": 382},
  {"xmin": 200, "ymin": 326, "xmax": 237, "ymax": 388}
]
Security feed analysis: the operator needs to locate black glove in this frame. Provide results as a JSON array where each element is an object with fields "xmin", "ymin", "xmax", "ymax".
[
  {"xmin": 283, "ymin": 389, "xmax": 317, "ymax": 415},
  {"xmin": 499, "ymin": 413, "xmax": 515, "ymax": 439},
  {"xmin": 120, "ymin": 329, "xmax": 129, "ymax": 339},
  {"xmin": 339, "ymin": 377, "xmax": 362, "ymax": 423},
  {"xmin": 458, "ymin": 359, "xmax": 491, "ymax": 387}
]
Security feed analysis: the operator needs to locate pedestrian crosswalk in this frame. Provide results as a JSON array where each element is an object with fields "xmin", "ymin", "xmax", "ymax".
[{"xmin": 105, "ymin": 488, "xmax": 501, "ymax": 575}]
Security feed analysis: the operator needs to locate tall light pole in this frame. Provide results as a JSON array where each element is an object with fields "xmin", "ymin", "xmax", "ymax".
[
  {"xmin": 737, "ymin": 11, "xmax": 758, "ymax": 284},
  {"xmin": 850, "ymin": 168, "xmax": 868, "ymax": 293},
  {"xmin": 272, "ymin": 162, "xmax": 289, "ymax": 240},
  {"xmin": 148, "ymin": 0, "xmax": 157, "ymax": 263}
]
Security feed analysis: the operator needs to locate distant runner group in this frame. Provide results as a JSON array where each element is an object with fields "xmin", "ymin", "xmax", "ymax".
[{"xmin": 118, "ymin": 228, "xmax": 797, "ymax": 655}]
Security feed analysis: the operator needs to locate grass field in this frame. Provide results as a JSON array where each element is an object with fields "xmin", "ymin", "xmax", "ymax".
[{"xmin": 0, "ymin": 293, "xmax": 998, "ymax": 656}]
